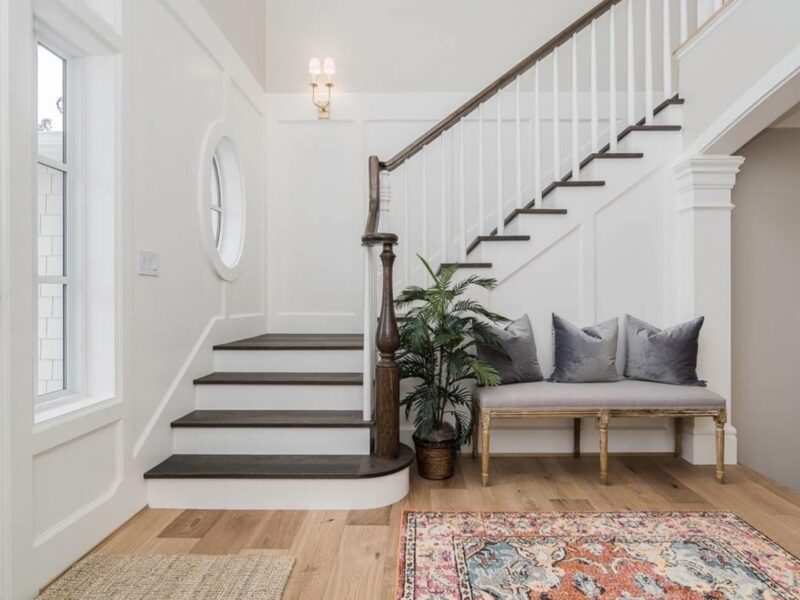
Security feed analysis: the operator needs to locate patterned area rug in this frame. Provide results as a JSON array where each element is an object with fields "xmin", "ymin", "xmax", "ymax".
[
  {"xmin": 397, "ymin": 512, "xmax": 800, "ymax": 599},
  {"xmin": 38, "ymin": 554, "xmax": 295, "ymax": 599}
]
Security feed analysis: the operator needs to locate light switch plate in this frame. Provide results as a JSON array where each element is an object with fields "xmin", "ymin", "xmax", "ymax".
[{"xmin": 137, "ymin": 250, "xmax": 160, "ymax": 276}]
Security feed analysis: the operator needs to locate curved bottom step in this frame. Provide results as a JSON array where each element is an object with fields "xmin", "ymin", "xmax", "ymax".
[{"xmin": 145, "ymin": 445, "xmax": 414, "ymax": 510}]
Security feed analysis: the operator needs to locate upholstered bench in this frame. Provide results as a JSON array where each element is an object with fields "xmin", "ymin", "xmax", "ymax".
[{"xmin": 473, "ymin": 379, "xmax": 727, "ymax": 486}]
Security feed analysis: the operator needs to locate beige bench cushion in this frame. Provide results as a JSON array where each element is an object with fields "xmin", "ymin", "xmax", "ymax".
[{"xmin": 477, "ymin": 379, "xmax": 725, "ymax": 411}]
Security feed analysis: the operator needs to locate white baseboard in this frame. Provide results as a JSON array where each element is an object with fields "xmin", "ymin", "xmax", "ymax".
[
  {"xmin": 682, "ymin": 424, "xmax": 738, "ymax": 465},
  {"xmin": 400, "ymin": 418, "xmax": 736, "ymax": 462}
]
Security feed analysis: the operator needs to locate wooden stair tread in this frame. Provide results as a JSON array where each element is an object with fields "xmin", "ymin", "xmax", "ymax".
[
  {"xmin": 590, "ymin": 152, "xmax": 645, "ymax": 159},
  {"xmin": 438, "ymin": 262, "xmax": 492, "ymax": 270},
  {"xmin": 513, "ymin": 208, "xmax": 568, "ymax": 215},
  {"xmin": 215, "ymin": 333, "xmax": 363, "ymax": 351},
  {"xmin": 466, "ymin": 235, "xmax": 531, "ymax": 255},
  {"xmin": 171, "ymin": 410, "xmax": 372, "ymax": 428},
  {"xmin": 193, "ymin": 372, "xmax": 363, "ymax": 385},
  {"xmin": 143, "ymin": 445, "xmax": 415, "ymax": 480}
]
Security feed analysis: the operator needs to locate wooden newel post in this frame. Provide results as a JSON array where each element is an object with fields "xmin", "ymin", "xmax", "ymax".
[{"xmin": 374, "ymin": 239, "xmax": 400, "ymax": 460}]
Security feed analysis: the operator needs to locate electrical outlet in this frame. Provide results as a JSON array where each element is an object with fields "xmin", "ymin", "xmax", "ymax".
[{"xmin": 137, "ymin": 250, "xmax": 160, "ymax": 276}]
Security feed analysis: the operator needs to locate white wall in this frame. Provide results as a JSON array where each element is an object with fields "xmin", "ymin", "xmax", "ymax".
[
  {"xmin": 0, "ymin": 0, "xmax": 266, "ymax": 596},
  {"xmin": 678, "ymin": 0, "xmax": 800, "ymax": 149},
  {"xmin": 732, "ymin": 126, "xmax": 800, "ymax": 492},
  {"xmin": 199, "ymin": 0, "xmax": 266, "ymax": 87},
  {"xmin": 264, "ymin": 0, "xmax": 686, "ymax": 94}
]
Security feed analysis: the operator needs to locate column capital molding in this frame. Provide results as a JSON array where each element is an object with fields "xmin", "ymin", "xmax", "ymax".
[
  {"xmin": 673, "ymin": 155, "xmax": 745, "ymax": 212},
  {"xmin": 673, "ymin": 155, "xmax": 745, "ymax": 193}
]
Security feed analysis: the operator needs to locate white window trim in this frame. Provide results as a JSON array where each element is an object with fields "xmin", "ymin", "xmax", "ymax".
[
  {"xmin": 199, "ymin": 121, "xmax": 246, "ymax": 281},
  {"xmin": 34, "ymin": 33, "xmax": 88, "ymax": 416}
]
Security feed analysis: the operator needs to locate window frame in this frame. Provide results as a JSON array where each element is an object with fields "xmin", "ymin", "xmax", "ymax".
[
  {"xmin": 199, "ymin": 123, "xmax": 246, "ymax": 282},
  {"xmin": 34, "ymin": 34, "xmax": 87, "ymax": 411},
  {"xmin": 210, "ymin": 153, "xmax": 223, "ymax": 248}
]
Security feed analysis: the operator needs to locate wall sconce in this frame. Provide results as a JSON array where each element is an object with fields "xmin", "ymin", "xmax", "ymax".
[{"xmin": 309, "ymin": 57, "xmax": 335, "ymax": 120}]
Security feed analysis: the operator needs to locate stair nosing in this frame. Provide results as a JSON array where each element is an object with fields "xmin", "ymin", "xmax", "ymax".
[
  {"xmin": 143, "ymin": 445, "xmax": 415, "ymax": 480},
  {"xmin": 193, "ymin": 372, "xmax": 364, "ymax": 386},
  {"xmin": 214, "ymin": 333, "xmax": 363, "ymax": 351}
]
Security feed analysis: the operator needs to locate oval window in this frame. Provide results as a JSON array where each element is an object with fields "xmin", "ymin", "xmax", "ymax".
[{"xmin": 206, "ymin": 137, "xmax": 245, "ymax": 275}]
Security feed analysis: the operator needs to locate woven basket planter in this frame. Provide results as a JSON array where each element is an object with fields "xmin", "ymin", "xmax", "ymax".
[{"xmin": 413, "ymin": 434, "xmax": 457, "ymax": 480}]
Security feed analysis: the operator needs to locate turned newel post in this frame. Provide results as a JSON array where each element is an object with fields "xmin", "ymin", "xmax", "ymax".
[
  {"xmin": 373, "ymin": 237, "xmax": 400, "ymax": 460},
  {"xmin": 362, "ymin": 229, "xmax": 400, "ymax": 460}
]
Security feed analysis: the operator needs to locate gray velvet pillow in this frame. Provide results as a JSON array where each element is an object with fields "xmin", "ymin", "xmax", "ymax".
[
  {"xmin": 624, "ymin": 314, "xmax": 706, "ymax": 386},
  {"xmin": 550, "ymin": 314, "xmax": 621, "ymax": 383},
  {"xmin": 476, "ymin": 315, "xmax": 544, "ymax": 385}
]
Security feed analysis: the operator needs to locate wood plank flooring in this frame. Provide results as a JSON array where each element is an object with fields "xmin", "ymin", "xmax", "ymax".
[{"xmin": 91, "ymin": 457, "xmax": 800, "ymax": 599}]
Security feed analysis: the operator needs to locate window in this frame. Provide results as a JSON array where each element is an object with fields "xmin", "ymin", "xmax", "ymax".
[
  {"xmin": 203, "ymin": 134, "xmax": 245, "ymax": 279},
  {"xmin": 32, "ymin": 5, "xmax": 119, "ymax": 421},
  {"xmin": 210, "ymin": 154, "xmax": 223, "ymax": 247},
  {"xmin": 36, "ymin": 43, "xmax": 69, "ymax": 398}
]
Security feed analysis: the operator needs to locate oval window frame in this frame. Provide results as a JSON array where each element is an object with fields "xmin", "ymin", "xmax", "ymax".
[{"xmin": 199, "ymin": 123, "xmax": 246, "ymax": 281}]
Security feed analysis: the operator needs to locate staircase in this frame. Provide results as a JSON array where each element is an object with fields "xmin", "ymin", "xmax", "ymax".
[
  {"xmin": 144, "ymin": 0, "xmax": 732, "ymax": 509},
  {"xmin": 144, "ymin": 334, "xmax": 413, "ymax": 510}
]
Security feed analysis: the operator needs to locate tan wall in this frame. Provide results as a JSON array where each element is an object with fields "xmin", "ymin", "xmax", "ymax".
[
  {"xmin": 732, "ymin": 127, "xmax": 800, "ymax": 492},
  {"xmin": 199, "ymin": 0, "xmax": 266, "ymax": 87}
]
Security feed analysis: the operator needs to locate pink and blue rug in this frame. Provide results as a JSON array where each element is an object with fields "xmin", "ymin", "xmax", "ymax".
[{"xmin": 397, "ymin": 511, "xmax": 800, "ymax": 599}]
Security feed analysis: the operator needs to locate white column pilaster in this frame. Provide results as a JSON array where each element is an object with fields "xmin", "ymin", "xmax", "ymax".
[{"xmin": 672, "ymin": 155, "xmax": 744, "ymax": 465}]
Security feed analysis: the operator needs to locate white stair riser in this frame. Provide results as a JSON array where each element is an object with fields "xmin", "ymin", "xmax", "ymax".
[
  {"xmin": 618, "ymin": 130, "xmax": 682, "ymax": 155},
  {"xmin": 505, "ymin": 214, "xmax": 566, "ymax": 236},
  {"xmin": 581, "ymin": 159, "xmax": 645, "ymax": 183},
  {"xmin": 213, "ymin": 349, "xmax": 363, "ymax": 373},
  {"xmin": 172, "ymin": 427, "xmax": 371, "ymax": 455},
  {"xmin": 195, "ymin": 384, "xmax": 363, "ymax": 410},
  {"xmin": 652, "ymin": 103, "xmax": 683, "ymax": 126},
  {"xmin": 147, "ymin": 467, "xmax": 410, "ymax": 510}
]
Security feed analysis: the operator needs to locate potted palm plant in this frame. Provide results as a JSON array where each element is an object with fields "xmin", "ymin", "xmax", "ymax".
[{"xmin": 396, "ymin": 257, "xmax": 508, "ymax": 480}]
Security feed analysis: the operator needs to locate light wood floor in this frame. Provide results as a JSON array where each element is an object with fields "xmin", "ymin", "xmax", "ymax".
[{"xmin": 90, "ymin": 456, "xmax": 800, "ymax": 599}]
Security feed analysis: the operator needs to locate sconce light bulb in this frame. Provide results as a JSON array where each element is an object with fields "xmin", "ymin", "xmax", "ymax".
[
  {"xmin": 323, "ymin": 57, "xmax": 336, "ymax": 76},
  {"xmin": 308, "ymin": 57, "xmax": 321, "ymax": 76}
]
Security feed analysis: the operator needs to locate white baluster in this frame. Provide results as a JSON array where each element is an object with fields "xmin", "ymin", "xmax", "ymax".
[
  {"xmin": 496, "ymin": 92, "xmax": 504, "ymax": 235},
  {"xmin": 440, "ymin": 132, "xmax": 447, "ymax": 263},
  {"xmin": 552, "ymin": 46, "xmax": 560, "ymax": 181},
  {"xmin": 515, "ymin": 75, "xmax": 522, "ymax": 209},
  {"xmin": 533, "ymin": 62, "xmax": 542, "ymax": 207},
  {"xmin": 362, "ymin": 245, "xmax": 374, "ymax": 420},
  {"xmin": 459, "ymin": 118, "xmax": 466, "ymax": 261},
  {"xmin": 478, "ymin": 103, "xmax": 485, "ymax": 236},
  {"xmin": 645, "ymin": 0, "xmax": 654, "ymax": 124},
  {"xmin": 663, "ymin": 0, "xmax": 672, "ymax": 100},
  {"xmin": 590, "ymin": 19, "xmax": 599, "ymax": 154},
  {"xmin": 422, "ymin": 145, "xmax": 429, "ymax": 267},
  {"xmin": 627, "ymin": 0, "xmax": 636, "ymax": 126},
  {"xmin": 680, "ymin": 0, "xmax": 689, "ymax": 43},
  {"xmin": 609, "ymin": 3, "xmax": 618, "ymax": 151},
  {"xmin": 571, "ymin": 33, "xmax": 580, "ymax": 181},
  {"xmin": 403, "ymin": 163, "xmax": 409, "ymax": 286}
]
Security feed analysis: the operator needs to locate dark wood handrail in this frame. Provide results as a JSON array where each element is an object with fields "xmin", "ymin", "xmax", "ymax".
[
  {"xmin": 361, "ymin": 0, "xmax": 625, "ymax": 462},
  {"xmin": 382, "ymin": 0, "xmax": 623, "ymax": 172}
]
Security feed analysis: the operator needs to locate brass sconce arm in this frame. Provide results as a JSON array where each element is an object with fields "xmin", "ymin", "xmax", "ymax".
[{"xmin": 310, "ymin": 82, "xmax": 333, "ymax": 120}]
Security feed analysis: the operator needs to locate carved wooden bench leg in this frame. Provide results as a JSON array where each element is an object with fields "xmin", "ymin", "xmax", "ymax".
[
  {"xmin": 472, "ymin": 403, "xmax": 480, "ymax": 459},
  {"xmin": 674, "ymin": 417, "xmax": 682, "ymax": 458},
  {"xmin": 598, "ymin": 411, "xmax": 609, "ymax": 485},
  {"xmin": 573, "ymin": 418, "xmax": 581, "ymax": 458},
  {"xmin": 715, "ymin": 409, "xmax": 727, "ymax": 483},
  {"xmin": 481, "ymin": 411, "xmax": 491, "ymax": 487}
]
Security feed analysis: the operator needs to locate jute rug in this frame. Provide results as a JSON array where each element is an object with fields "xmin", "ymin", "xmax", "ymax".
[
  {"xmin": 38, "ymin": 554, "xmax": 294, "ymax": 600},
  {"xmin": 397, "ymin": 511, "xmax": 800, "ymax": 599}
]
